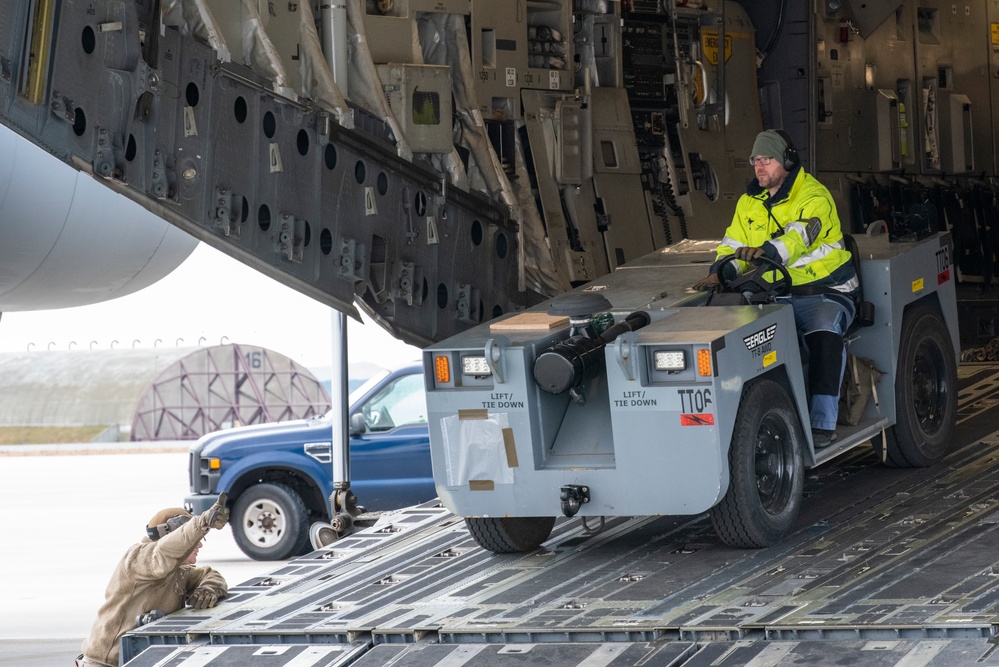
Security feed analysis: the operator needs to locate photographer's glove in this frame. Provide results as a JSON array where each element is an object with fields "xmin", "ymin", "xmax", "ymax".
[
  {"xmin": 201, "ymin": 492, "xmax": 229, "ymax": 530},
  {"xmin": 187, "ymin": 586, "xmax": 219, "ymax": 610}
]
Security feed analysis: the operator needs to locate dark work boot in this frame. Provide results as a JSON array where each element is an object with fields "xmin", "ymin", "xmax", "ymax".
[{"xmin": 812, "ymin": 428, "xmax": 837, "ymax": 449}]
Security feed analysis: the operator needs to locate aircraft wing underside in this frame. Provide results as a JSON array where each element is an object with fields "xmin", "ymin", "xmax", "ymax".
[
  {"xmin": 0, "ymin": 1, "xmax": 541, "ymax": 346},
  {"xmin": 0, "ymin": 0, "xmax": 765, "ymax": 344}
]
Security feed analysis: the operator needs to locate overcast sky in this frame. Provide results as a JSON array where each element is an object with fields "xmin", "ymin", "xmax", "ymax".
[{"xmin": 0, "ymin": 243, "xmax": 421, "ymax": 378}]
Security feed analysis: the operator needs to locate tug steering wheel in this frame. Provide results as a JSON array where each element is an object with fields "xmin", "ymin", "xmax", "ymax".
[{"xmin": 715, "ymin": 254, "xmax": 792, "ymax": 300}]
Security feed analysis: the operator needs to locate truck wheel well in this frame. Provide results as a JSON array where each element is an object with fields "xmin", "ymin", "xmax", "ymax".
[
  {"xmin": 755, "ymin": 365, "xmax": 802, "ymax": 421},
  {"xmin": 228, "ymin": 468, "xmax": 329, "ymax": 521},
  {"xmin": 902, "ymin": 291, "xmax": 944, "ymax": 320},
  {"xmin": 756, "ymin": 364, "xmax": 794, "ymax": 404}
]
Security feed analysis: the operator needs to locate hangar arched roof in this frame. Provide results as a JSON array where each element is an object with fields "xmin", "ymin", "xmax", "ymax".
[
  {"xmin": 0, "ymin": 344, "xmax": 329, "ymax": 440},
  {"xmin": 131, "ymin": 344, "xmax": 328, "ymax": 440}
]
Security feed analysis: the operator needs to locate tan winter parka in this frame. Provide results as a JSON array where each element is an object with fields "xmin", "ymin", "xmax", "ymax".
[{"xmin": 80, "ymin": 514, "xmax": 227, "ymax": 666}]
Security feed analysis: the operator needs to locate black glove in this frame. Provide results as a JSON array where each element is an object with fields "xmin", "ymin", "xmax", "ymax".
[
  {"xmin": 188, "ymin": 587, "xmax": 219, "ymax": 609},
  {"xmin": 201, "ymin": 492, "xmax": 229, "ymax": 530}
]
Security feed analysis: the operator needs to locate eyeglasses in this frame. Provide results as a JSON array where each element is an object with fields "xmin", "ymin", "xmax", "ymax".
[{"xmin": 749, "ymin": 156, "xmax": 775, "ymax": 166}]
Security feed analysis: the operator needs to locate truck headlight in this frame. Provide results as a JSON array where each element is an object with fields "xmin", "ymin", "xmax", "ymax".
[
  {"xmin": 461, "ymin": 355, "xmax": 492, "ymax": 376},
  {"xmin": 195, "ymin": 456, "xmax": 222, "ymax": 494},
  {"xmin": 653, "ymin": 350, "xmax": 686, "ymax": 372}
]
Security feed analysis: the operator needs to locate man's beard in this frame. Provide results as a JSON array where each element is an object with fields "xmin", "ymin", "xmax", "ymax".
[{"xmin": 758, "ymin": 172, "xmax": 783, "ymax": 191}]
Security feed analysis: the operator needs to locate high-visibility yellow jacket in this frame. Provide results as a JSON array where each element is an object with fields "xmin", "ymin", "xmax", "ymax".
[{"xmin": 711, "ymin": 167, "xmax": 858, "ymax": 294}]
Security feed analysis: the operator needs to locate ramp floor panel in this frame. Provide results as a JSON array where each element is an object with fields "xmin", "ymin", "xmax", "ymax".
[{"xmin": 125, "ymin": 364, "xmax": 999, "ymax": 665}]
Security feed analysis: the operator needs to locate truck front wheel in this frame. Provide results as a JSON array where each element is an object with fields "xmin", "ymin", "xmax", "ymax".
[
  {"xmin": 710, "ymin": 379, "xmax": 805, "ymax": 548},
  {"xmin": 465, "ymin": 516, "xmax": 556, "ymax": 553},
  {"xmin": 232, "ymin": 483, "xmax": 310, "ymax": 561},
  {"xmin": 876, "ymin": 305, "xmax": 957, "ymax": 467}
]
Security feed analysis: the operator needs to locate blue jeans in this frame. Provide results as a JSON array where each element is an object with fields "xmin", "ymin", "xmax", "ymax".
[{"xmin": 776, "ymin": 293, "xmax": 856, "ymax": 431}]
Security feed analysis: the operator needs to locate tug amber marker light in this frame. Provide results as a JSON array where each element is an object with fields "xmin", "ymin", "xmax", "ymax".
[
  {"xmin": 434, "ymin": 355, "xmax": 451, "ymax": 384},
  {"xmin": 696, "ymin": 348, "xmax": 712, "ymax": 377},
  {"xmin": 209, "ymin": 458, "xmax": 221, "ymax": 471}
]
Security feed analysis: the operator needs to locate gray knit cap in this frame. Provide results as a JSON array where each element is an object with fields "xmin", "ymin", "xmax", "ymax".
[{"xmin": 750, "ymin": 130, "xmax": 789, "ymax": 161}]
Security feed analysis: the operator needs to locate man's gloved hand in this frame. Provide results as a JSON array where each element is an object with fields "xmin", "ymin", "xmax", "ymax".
[
  {"xmin": 734, "ymin": 246, "xmax": 765, "ymax": 261},
  {"xmin": 187, "ymin": 586, "xmax": 219, "ymax": 609},
  {"xmin": 201, "ymin": 492, "xmax": 229, "ymax": 530},
  {"xmin": 692, "ymin": 272, "xmax": 721, "ymax": 291}
]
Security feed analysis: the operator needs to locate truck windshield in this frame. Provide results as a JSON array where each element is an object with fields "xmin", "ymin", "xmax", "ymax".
[
  {"xmin": 348, "ymin": 369, "xmax": 391, "ymax": 407},
  {"xmin": 359, "ymin": 372, "xmax": 427, "ymax": 432},
  {"xmin": 316, "ymin": 370, "xmax": 392, "ymax": 423}
]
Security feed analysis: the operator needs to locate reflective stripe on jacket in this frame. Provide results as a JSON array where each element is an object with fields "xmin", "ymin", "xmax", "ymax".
[{"xmin": 711, "ymin": 167, "xmax": 858, "ymax": 293}]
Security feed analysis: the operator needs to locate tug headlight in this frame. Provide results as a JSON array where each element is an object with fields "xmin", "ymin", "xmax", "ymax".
[
  {"xmin": 653, "ymin": 350, "xmax": 686, "ymax": 372},
  {"xmin": 461, "ymin": 355, "xmax": 492, "ymax": 376}
]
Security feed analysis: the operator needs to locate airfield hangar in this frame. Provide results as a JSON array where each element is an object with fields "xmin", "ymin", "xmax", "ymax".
[{"xmin": 0, "ymin": 343, "xmax": 330, "ymax": 441}]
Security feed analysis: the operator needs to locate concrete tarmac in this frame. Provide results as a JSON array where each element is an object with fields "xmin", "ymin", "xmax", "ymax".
[{"xmin": 0, "ymin": 446, "xmax": 289, "ymax": 666}]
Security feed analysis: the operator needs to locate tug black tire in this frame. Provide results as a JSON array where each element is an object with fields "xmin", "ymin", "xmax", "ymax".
[
  {"xmin": 710, "ymin": 379, "xmax": 805, "ymax": 548},
  {"xmin": 465, "ymin": 516, "xmax": 556, "ymax": 553},
  {"xmin": 875, "ymin": 305, "xmax": 957, "ymax": 468}
]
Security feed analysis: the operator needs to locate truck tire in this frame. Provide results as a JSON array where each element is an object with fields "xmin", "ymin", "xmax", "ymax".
[
  {"xmin": 876, "ymin": 305, "xmax": 957, "ymax": 468},
  {"xmin": 232, "ymin": 483, "xmax": 310, "ymax": 561},
  {"xmin": 465, "ymin": 516, "xmax": 556, "ymax": 553},
  {"xmin": 710, "ymin": 379, "xmax": 804, "ymax": 548}
]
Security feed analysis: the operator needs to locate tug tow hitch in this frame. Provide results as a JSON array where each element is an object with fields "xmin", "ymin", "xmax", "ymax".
[{"xmin": 560, "ymin": 484, "xmax": 590, "ymax": 517}]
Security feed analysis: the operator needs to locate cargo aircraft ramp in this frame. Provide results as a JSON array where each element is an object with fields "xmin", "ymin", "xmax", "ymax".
[{"xmin": 121, "ymin": 362, "xmax": 999, "ymax": 666}]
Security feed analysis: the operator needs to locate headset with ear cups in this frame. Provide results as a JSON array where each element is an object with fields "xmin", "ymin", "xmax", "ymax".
[
  {"xmin": 772, "ymin": 129, "xmax": 799, "ymax": 171},
  {"xmin": 146, "ymin": 513, "xmax": 192, "ymax": 541}
]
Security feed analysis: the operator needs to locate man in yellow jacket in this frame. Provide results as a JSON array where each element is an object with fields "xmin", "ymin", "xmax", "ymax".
[
  {"xmin": 77, "ymin": 494, "xmax": 230, "ymax": 666},
  {"xmin": 695, "ymin": 129, "xmax": 858, "ymax": 448}
]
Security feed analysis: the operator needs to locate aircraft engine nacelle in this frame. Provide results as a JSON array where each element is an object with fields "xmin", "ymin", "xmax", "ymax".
[{"xmin": 0, "ymin": 124, "xmax": 196, "ymax": 311}]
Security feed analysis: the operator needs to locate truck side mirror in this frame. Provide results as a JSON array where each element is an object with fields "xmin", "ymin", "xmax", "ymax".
[{"xmin": 349, "ymin": 412, "xmax": 366, "ymax": 436}]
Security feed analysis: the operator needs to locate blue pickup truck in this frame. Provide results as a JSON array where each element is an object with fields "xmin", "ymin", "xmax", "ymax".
[{"xmin": 185, "ymin": 363, "xmax": 435, "ymax": 560}]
